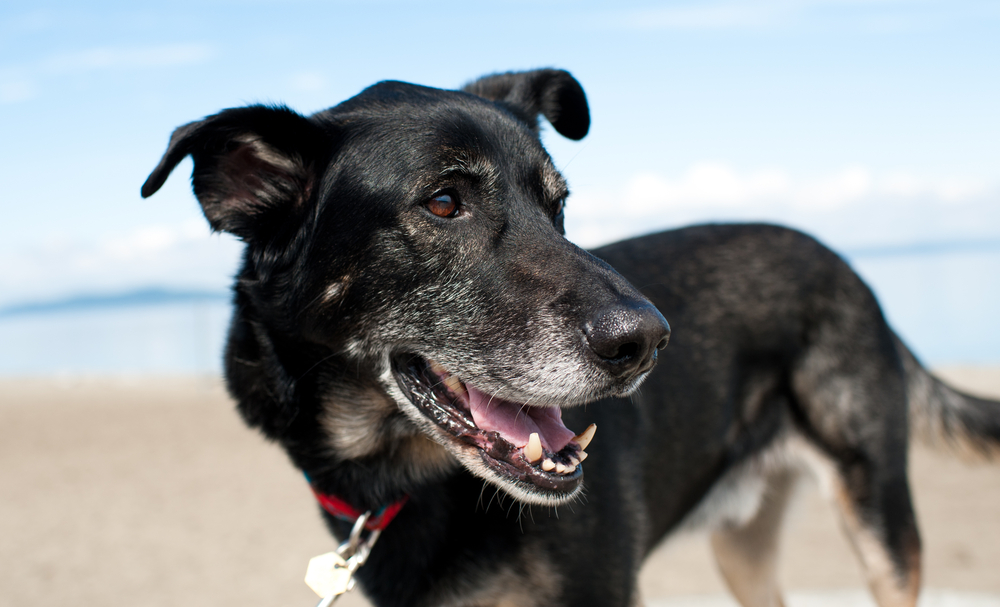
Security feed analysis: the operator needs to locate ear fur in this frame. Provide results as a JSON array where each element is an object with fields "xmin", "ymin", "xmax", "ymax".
[
  {"xmin": 141, "ymin": 105, "xmax": 328, "ymax": 241},
  {"xmin": 462, "ymin": 69, "xmax": 590, "ymax": 140}
]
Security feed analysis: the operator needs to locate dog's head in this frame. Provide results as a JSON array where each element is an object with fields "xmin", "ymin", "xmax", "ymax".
[{"xmin": 143, "ymin": 69, "xmax": 669, "ymax": 506}]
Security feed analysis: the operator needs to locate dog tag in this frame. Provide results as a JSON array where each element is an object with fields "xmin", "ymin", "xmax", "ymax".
[{"xmin": 305, "ymin": 552, "xmax": 355, "ymax": 598}]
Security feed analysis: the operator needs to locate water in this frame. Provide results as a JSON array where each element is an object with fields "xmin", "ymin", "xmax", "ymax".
[
  {"xmin": 0, "ymin": 253, "xmax": 997, "ymax": 376},
  {"xmin": 0, "ymin": 301, "xmax": 231, "ymax": 375},
  {"xmin": 851, "ymin": 250, "xmax": 1000, "ymax": 364}
]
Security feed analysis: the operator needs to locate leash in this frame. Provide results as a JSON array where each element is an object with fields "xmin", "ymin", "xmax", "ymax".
[{"xmin": 302, "ymin": 477, "xmax": 408, "ymax": 606}]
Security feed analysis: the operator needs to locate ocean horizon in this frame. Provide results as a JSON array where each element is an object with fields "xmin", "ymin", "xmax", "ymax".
[{"xmin": 1, "ymin": 246, "xmax": 999, "ymax": 375}]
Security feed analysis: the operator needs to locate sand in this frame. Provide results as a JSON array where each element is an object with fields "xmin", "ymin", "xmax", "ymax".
[{"xmin": 1, "ymin": 367, "xmax": 998, "ymax": 607}]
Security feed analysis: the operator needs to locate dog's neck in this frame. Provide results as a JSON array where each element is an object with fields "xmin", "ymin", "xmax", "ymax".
[
  {"xmin": 225, "ymin": 291, "xmax": 443, "ymax": 514},
  {"xmin": 306, "ymin": 475, "xmax": 409, "ymax": 531}
]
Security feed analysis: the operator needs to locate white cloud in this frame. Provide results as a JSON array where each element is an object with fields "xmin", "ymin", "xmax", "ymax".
[
  {"xmin": 565, "ymin": 162, "xmax": 996, "ymax": 248},
  {"xmin": 605, "ymin": 162, "xmax": 989, "ymax": 216},
  {"xmin": 2, "ymin": 165, "xmax": 994, "ymax": 305},
  {"xmin": 0, "ymin": 221, "xmax": 242, "ymax": 307},
  {"xmin": 797, "ymin": 166, "xmax": 872, "ymax": 208},
  {"xmin": 79, "ymin": 220, "xmax": 209, "ymax": 265},
  {"xmin": 877, "ymin": 171, "xmax": 986, "ymax": 202},
  {"xmin": 623, "ymin": 163, "xmax": 791, "ymax": 211}
]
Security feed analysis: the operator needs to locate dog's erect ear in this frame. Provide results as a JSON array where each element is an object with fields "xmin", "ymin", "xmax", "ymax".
[
  {"xmin": 462, "ymin": 69, "xmax": 590, "ymax": 140},
  {"xmin": 141, "ymin": 105, "xmax": 328, "ymax": 241}
]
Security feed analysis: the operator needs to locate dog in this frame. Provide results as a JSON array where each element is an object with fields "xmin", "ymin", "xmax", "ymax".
[{"xmin": 142, "ymin": 69, "xmax": 1000, "ymax": 607}]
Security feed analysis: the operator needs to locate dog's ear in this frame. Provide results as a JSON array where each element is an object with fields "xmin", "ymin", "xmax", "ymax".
[
  {"xmin": 462, "ymin": 69, "xmax": 590, "ymax": 140},
  {"xmin": 141, "ymin": 105, "xmax": 328, "ymax": 241}
]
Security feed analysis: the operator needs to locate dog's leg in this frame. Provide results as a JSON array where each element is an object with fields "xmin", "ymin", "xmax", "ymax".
[
  {"xmin": 825, "ymin": 467, "xmax": 921, "ymax": 607},
  {"xmin": 790, "ymin": 338, "xmax": 922, "ymax": 604},
  {"xmin": 778, "ymin": 265, "xmax": 927, "ymax": 607},
  {"xmin": 790, "ymin": 406, "xmax": 922, "ymax": 607},
  {"xmin": 709, "ymin": 469, "xmax": 795, "ymax": 607}
]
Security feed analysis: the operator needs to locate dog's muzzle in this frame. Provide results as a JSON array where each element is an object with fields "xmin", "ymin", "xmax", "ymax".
[{"xmin": 391, "ymin": 355, "xmax": 596, "ymax": 496}]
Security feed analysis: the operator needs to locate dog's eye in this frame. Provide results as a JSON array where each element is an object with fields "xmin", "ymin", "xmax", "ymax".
[
  {"xmin": 554, "ymin": 198, "xmax": 566, "ymax": 217},
  {"xmin": 553, "ymin": 198, "xmax": 566, "ymax": 234},
  {"xmin": 426, "ymin": 193, "xmax": 461, "ymax": 218}
]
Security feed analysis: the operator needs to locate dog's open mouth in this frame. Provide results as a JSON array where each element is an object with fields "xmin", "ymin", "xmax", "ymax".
[{"xmin": 392, "ymin": 354, "xmax": 594, "ymax": 494}]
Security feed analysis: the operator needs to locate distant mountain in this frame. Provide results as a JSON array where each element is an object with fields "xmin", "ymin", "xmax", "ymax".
[{"xmin": 0, "ymin": 288, "xmax": 230, "ymax": 318}]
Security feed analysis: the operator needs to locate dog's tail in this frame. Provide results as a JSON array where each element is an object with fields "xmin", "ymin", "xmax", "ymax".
[{"xmin": 898, "ymin": 336, "xmax": 1000, "ymax": 460}]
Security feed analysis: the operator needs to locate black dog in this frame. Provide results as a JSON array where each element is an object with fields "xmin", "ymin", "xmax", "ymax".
[{"xmin": 143, "ymin": 69, "xmax": 1000, "ymax": 607}]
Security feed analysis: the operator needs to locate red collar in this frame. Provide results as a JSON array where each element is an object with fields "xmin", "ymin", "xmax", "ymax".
[{"xmin": 308, "ymin": 484, "xmax": 408, "ymax": 532}]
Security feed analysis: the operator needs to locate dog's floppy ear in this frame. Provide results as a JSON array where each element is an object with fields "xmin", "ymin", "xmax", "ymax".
[
  {"xmin": 141, "ymin": 105, "xmax": 327, "ymax": 241},
  {"xmin": 463, "ymin": 69, "xmax": 590, "ymax": 140}
]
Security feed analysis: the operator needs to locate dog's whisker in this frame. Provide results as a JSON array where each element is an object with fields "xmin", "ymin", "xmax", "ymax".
[
  {"xmin": 486, "ymin": 486, "xmax": 503, "ymax": 514},
  {"xmin": 296, "ymin": 350, "xmax": 343, "ymax": 382},
  {"xmin": 556, "ymin": 138, "xmax": 590, "ymax": 172},
  {"xmin": 476, "ymin": 482, "xmax": 489, "ymax": 512},
  {"xmin": 486, "ymin": 387, "xmax": 503, "ymax": 413},
  {"xmin": 504, "ymin": 496, "xmax": 518, "ymax": 520}
]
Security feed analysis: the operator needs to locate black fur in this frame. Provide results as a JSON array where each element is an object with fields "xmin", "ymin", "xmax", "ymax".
[{"xmin": 143, "ymin": 69, "xmax": 1000, "ymax": 607}]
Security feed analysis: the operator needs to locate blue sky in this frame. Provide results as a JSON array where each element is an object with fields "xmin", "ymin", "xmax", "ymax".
[{"xmin": 1, "ymin": 0, "xmax": 998, "ymax": 366}]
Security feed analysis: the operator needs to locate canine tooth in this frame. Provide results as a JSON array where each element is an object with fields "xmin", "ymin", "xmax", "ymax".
[
  {"xmin": 428, "ymin": 359, "xmax": 467, "ymax": 397},
  {"xmin": 555, "ymin": 463, "xmax": 566, "ymax": 474},
  {"xmin": 579, "ymin": 451, "xmax": 588, "ymax": 462},
  {"xmin": 525, "ymin": 433, "xmax": 543, "ymax": 463},
  {"xmin": 541, "ymin": 459, "xmax": 555, "ymax": 471},
  {"xmin": 442, "ymin": 374, "xmax": 467, "ymax": 398},
  {"xmin": 565, "ymin": 464, "xmax": 577, "ymax": 474},
  {"xmin": 573, "ymin": 424, "xmax": 596, "ymax": 450},
  {"xmin": 428, "ymin": 359, "xmax": 448, "ymax": 375},
  {"xmin": 568, "ymin": 456, "xmax": 579, "ymax": 466}
]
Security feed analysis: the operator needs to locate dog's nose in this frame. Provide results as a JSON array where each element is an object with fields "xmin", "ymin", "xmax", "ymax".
[{"xmin": 584, "ymin": 303, "xmax": 670, "ymax": 376}]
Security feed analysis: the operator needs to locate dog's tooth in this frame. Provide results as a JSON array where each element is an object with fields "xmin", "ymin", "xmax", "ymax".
[
  {"xmin": 579, "ymin": 451, "xmax": 588, "ymax": 462},
  {"xmin": 567, "ymin": 456, "xmax": 579, "ymax": 466},
  {"xmin": 573, "ymin": 423, "xmax": 597, "ymax": 451},
  {"xmin": 428, "ymin": 359, "xmax": 448, "ymax": 376},
  {"xmin": 541, "ymin": 458, "xmax": 555, "ymax": 471},
  {"xmin": 564, "ymin": 464, "xmax": 577, "ymax": 474},
  {"xmin": 442, "ymin": 374, "xmax": 468, "ymax": 398},
  {"xmin": 555, "ymin": 462, "xmax": 566, "ymax": 474},
  {"xmin": 428, "ymin": 359, "xmax": 468, "ymax": 398},
  {"xmin": 525, "ymin": 433, "xmax": 543, "ymax": 463}
]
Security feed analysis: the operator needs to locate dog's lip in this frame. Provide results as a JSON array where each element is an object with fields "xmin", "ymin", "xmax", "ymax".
[{"xmin": 390, "ymin": 354, "xmax": 589, "ymax": 492}]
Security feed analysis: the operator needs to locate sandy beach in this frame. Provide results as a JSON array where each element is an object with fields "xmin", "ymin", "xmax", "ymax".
[{"xmin": 2, "ymin": 367, "xmax": 998, "ymax": 607}]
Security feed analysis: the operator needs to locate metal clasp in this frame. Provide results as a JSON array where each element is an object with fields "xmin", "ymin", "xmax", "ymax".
[{"xmin": 307, "ymin": 512, "xmax": 383, "ymax": 607}]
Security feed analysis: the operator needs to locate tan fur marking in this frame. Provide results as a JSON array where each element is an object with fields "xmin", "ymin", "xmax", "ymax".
[
  {"xmin": 630, "ymin": 587, "xmax": 645, "ymax": 607},
  {"xmin": 831, "ymin": 482, "xmax": 921, "ymax": 607},
  {"xmin": 320, "ymin": 385, "xmax": 455, "ymax": 480},
  {"xmin": 321, "ymin": 386, "xmax": 398, "ymax": 459},
  {"xmin": 784, "ymin": 434, "xmax": 920, "ymax": 607},
  {"xmin": 710, "ymin": 469, "xmax": 795, "ymax": 607},
  {"xmin": 320, "ymin": 281, "xmax": 345, "ymax": 305}
]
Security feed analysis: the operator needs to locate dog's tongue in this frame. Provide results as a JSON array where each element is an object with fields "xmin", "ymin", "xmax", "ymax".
[{"xmin": 467, "ymin": 386, "xmax": 576, "ymax": 452}]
